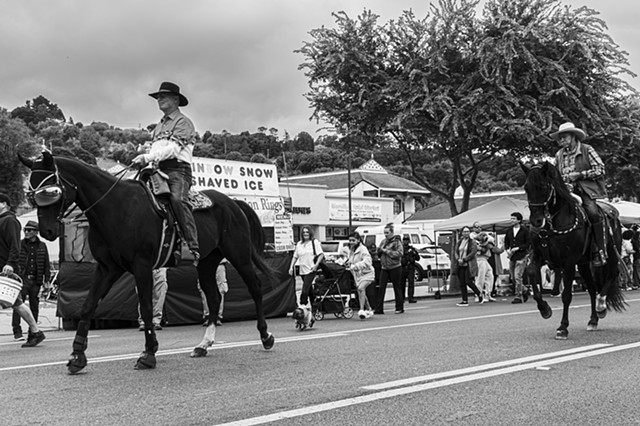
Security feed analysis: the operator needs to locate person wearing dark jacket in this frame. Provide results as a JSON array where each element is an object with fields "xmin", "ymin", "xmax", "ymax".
[
  {"xmin": 0, "ymin": 193, "xmax": 46, "ymax": 347},
  {"xmin": 374, "ymin": 223, "xmax": 404, "ymax": 314},
  {"xmin": 12, "ymin": 220, "xmax": 51, "ymax": 335},
  {"xmin": 504, "ymin": 212, "xmax": 531, "ymax": 304},
  {"xmin": 452, "ymin": 226, "xmax": 483, "ymax": 307},
  {"xmin": 400, "ymin": 236, "xmax": 420, "ymax": 304}
]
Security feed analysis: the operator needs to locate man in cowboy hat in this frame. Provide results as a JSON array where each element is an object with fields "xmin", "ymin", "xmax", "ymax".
[
  {"xmin": 132, "ymin": 82, "xmax": 199, "ymax": 265},
  {"xmin": 0, "ymin": 194, "xmax": 46, "ymax": 346},
  {"xmin": 552, "ymin": 121, "xmax": 608, "ymax": 266}
]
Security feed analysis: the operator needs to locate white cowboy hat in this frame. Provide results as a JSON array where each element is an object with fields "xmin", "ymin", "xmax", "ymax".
[{"xmin": 550, "ymin": 122, "xmax": 586, "ymax": 141}]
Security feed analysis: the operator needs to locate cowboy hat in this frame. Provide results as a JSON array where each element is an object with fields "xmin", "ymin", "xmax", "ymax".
[
  {"xmin": 148, "ymin": 81, "xmax": 188, "ymax": 107},
  {"xmin": 550, "ymin": 122, "xmax": 586, "ymax": 141},
  {"xmin": 24, "ymin": 220, "xmax": 39, "ymax": 230}
]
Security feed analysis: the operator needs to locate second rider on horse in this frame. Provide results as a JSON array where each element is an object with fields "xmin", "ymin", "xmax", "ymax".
[{"xmin": 552, "ymin": 121, "xmax": 608, "ymax": 266}]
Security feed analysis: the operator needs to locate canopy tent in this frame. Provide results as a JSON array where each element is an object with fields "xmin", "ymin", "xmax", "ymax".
[
  {"xmin": 606, "ymin": 200, "xmax": 640, "ymax": 226},
  {"xmin": 434, "ymin": 197, "xmax": 530, "ymax": 232}
]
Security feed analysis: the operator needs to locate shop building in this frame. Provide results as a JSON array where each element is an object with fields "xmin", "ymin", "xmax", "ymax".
[{"xmin": 279, "ymin": 157, "xmax": 430, "ymax": 241}]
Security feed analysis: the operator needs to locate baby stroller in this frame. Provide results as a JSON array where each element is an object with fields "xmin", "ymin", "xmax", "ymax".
[{"xmin": 312, "ymin": 261, "xmax": 355, "ymax": 321}]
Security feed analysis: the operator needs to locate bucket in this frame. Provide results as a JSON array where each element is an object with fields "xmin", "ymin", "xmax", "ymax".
[{"xmin": 0, "ymin": 273, "xmax": 23, "ymax": 309}]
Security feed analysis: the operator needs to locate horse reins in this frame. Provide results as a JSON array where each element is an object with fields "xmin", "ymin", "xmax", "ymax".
[{"xmin": 528, "ymin": 183, "xmax": 584, "ymax": 235}]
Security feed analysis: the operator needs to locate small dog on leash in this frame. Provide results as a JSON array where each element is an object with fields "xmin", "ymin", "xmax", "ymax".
[{"xmin": 292, "ymin": 306, "xmax": 315, "ymax": 330}]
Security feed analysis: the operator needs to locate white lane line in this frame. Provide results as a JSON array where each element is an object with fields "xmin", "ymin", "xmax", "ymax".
[
  {"xmin": 216, "ymin": 341, "xmax": 640, "ymax": 426},
  {"xmin": 362, "ymin": 343, "xmax": 610, "ymax": 390},
  {"xmin": 0, "ymin": 332, "xmax": 348, "ymax": 372}
]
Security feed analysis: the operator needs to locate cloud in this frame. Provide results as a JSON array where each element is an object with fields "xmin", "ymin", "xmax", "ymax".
[{"xmin": 0, "ymin": 0, "xmax": 637, "ymax": 139}]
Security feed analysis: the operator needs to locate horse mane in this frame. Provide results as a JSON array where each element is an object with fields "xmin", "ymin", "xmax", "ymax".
[
  {"xmin": 529, "ymin": 161, "xmax": 575, "ymax": 205},
  {"xmin": 55, "ymin": 156, "xmax": 119, "ymax": 182}
]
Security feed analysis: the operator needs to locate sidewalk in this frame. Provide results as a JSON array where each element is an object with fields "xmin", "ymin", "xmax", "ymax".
[{"xmin": 0, "ymin": 300, "xmax": 62, "ymax": 337}]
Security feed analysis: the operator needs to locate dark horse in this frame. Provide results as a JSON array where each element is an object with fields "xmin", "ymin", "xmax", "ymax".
[
  {"xmin": 522, "ymin": 162, "xmax": 625, "ymax": 339},
  {"xmin": 19, "ymin": 151, "xmax": 275, "ymax": 373}
]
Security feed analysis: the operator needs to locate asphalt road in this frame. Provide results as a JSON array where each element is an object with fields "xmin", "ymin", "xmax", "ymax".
[{"xmin": 3, "ymin": 292, "xmax": 640, "ymax": 426}]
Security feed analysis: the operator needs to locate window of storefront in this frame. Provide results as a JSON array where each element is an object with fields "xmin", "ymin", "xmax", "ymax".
[{"xmin": 326, "ymin": 226, "xmax": 350, "ymax": 240}]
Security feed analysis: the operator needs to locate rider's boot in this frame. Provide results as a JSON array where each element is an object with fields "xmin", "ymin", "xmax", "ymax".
[
  {"xmin": 170, "ymin": 196, "xmax": 200, "ymax": 267},
  {"xmin": 591, "ymin": 219, "xmax": 607, "ymax": 267}
]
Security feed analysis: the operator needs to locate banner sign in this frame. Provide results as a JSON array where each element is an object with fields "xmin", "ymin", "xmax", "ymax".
[
  {"xmin": 329, "ymin": 200, "xmax": 382, "ymax": 222},
  {"xmin": 191, "ymin": 157, "xmax": 279, "ymax": 197}
]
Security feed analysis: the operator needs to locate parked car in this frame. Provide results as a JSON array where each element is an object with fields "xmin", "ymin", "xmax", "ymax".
[
  {"xmin": 414, "ymin": 245, "xmax": 451, "ymax": 281},
  {"xmin": 320, "ymin": 240, "xmax": 350, "ymax": 263}
]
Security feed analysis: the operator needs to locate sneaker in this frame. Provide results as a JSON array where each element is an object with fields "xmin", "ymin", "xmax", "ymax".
[
  {"xmin": 365, "ymin": 310, "xmax": 374, "ymax": 319},
  {"xmin": 358, "ymin": 310, "xmax": 366, "ymax": 319},
  {"xmin": 477, "ymin": 294, "xmax": 484, "ymax": 304},
  {"xmin": 456, "ymin": 301, "xmax": 469, "ymax": 307},
  {"xmin": 154, "ymin": 324, "xmax": 162, "ymax": 331},
  {"xmin": 22, "ymin": 331, "xmax": 45, "ymax": 347},
  {"xmin": 138, "ymin": 324, "xmax": 145, "ymax": 331},
  {"xmin": 13, "ymin": 332, "xmax": 25, "ymax": 341},
  {"xmin": 408, "ymin": 299, "xmax": 417, "ymax": 303},
  {"xmin": 487, "ymin": 296, "xmax": 497, "ymax": 302},
  {"xmin": 215, "ymin": 319, "xmax": 222, "ymax": 326},
  {"xmin": 474, "ymin": 295, "xmax": 480, "ymax": 303},
  {"xmin": 395, "ymin": 310, "xmax": 404, "ymax": 314},
  {"xmin": 511, "ymin": 297, "xmax": 523, "ymax": 304}
]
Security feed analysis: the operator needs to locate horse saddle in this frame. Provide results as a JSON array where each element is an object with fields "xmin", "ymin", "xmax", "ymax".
[
  {"xmin": 138, "ymin": 168, "xmax": 213, "ymax": 212},
  {"xmin": 137, "ymin": 168, "xmax": 213, "ymax": 268}
]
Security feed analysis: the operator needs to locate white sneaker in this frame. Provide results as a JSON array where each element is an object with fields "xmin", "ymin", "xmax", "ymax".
[
  {"xmin": 358, "ymin": 310, "xmax": 366, "ymax": 319},
  {"xmin": 474, "ymin": 295, "xmax": 480, "ymax": 303},
  {"xmin": 365, "ymin": 310, "xmax": 374, "ymax": 319}
]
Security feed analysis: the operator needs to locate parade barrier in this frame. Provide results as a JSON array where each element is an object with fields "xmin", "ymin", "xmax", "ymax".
[
  {"xmin": 55, "ymin": 218, "xmax": 296, "ymax": 330},
  {"xmin": 56, "ymin": 252, "xmax": 296, "ymax": 330}
]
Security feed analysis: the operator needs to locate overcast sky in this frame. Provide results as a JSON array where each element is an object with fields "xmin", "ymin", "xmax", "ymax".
[{"xmin": 0, "ymin": 0, "xmax": 637, "ymax": 139}]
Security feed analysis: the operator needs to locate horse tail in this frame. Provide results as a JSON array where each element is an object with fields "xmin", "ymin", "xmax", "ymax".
[{"xmin": 233, "ymin": 199, "xmax": 277, "ymax": 283}]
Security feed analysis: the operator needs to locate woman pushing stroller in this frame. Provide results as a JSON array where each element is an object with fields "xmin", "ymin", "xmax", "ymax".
[{"xmin": 343, "ymin": 231, "xmax": 375, "ymax": 320}]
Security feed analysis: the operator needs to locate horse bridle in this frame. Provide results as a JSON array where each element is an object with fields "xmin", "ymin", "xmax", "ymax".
[
  {"xmin": 26, "ymin": 166, "xmax": 77, "ymax": 223},
  {"xmin": 27, "ymin": 163, "xmax": 132, "ymax": 224},
  {"xmin": 527, "ymin": 182, "xmax": 583, "ymax": 235}
]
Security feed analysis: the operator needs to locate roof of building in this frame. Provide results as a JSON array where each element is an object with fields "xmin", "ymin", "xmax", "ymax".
[
  {"xmin": 407, "ymin": 191, "xmax": 527, "ymax": 221},
  {"xmin": 281, "ymin": 158, "xmax": 429, "ymax": 194}
]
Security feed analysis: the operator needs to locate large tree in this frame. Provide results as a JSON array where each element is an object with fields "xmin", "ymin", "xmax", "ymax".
[
  {"xmin": 298, "ymin": 0, "xmax": 637, "ymax": 214},
  {"xmin": 0, "ymin": 109, "xmax": 40, "ymax": 206}
]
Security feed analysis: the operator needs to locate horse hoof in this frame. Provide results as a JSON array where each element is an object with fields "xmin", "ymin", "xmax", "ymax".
[
  {"xmin": 555, "ymin": 330, "xmax": 568, "ymax": 340},
  {"xmin": 190, "ymin": 347, "xmax": 208, "ymax": 358},
  {"xmin": 587, "ymin": 323, "xmax": 598, "ymax": 331},
  {"xmin": 597, "ymin": 309, "xmax": 607, "ymax": 319},
  {"xmin": 67, "ymin": 353, "xmax": 87, "ymax": 375},
  {"xmin": 262, "ymin": 333, "xmax": 275, "ymax": 350},
  {"xmin": 539, "ymin": 302, "xmax": 553, "ymax": 319},
  {"xmin": 134, "ymin": 352, "xmax": 156, "ymax": 369}
]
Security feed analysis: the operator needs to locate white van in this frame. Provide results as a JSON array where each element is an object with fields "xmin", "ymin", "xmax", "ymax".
[
  {"xmin": 355, "ymin": 224, "xmax": 449, "ymax": 281},
  {"xmin": 355, "ymin": 224, "xmax": 434, "ymax": 249}
]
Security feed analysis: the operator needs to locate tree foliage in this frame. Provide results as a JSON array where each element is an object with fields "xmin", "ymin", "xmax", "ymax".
[{"xmin": 297, "ymin": 0, "xmax": 638, "ymax": 214}]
